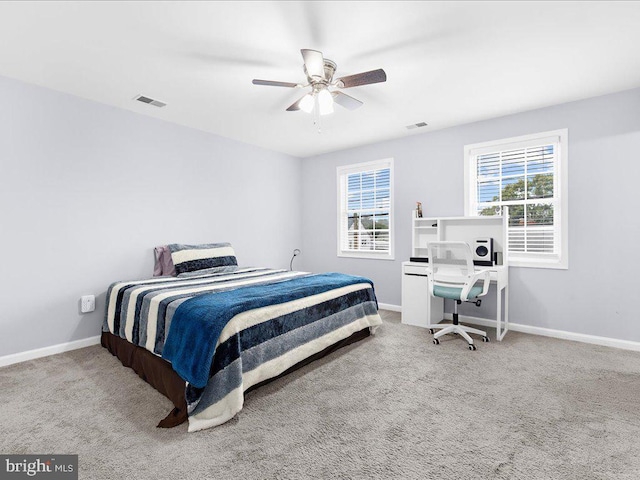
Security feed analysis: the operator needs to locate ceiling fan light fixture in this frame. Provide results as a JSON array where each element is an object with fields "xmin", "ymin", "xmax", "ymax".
[
  {"xmin": 299, "ymin": 93, "xmax": 315, "ymax": 113},
  {"xmin": 318, "ymin": 89, "xmax": 334, "ymax": 116}
]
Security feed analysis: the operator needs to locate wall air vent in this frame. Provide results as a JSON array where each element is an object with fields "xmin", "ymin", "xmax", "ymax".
[
  {"xmin": 406, "ymin": 122, "xmax": 428, "ymax": 130},
  {"xmin": 134, "ymin": 95, "xmax": 166, "ymax": 108}
]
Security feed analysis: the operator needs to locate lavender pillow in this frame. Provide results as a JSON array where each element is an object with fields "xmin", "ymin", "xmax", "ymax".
[{"xmin": 153, "ymin": 245, "xmax": 176, "ymax": 277}]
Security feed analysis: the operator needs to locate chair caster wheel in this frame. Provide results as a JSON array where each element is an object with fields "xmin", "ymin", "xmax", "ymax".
[
  {"xmin": 433, "ymin": 338, "xmax": 440, "ymax": 345},
  {"xmin": 428, "ymin": 329, "xmax": 435, "ymax": 334},
  {"xmin": 482, "ymin": 336, "xmax": 490, "ymax": 342},
  {"xmin": 468, "ymin": 344, "xmax": 477, "ymax": 351}
]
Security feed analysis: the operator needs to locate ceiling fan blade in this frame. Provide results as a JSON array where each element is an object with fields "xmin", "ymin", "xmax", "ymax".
[
  {"xmin": 336, "ymin": 69, "xmax": 387, "ymax": 88},
  {"xmin": 252, "ymin": 79, "xmax": 299, "ymax": 88},
  {"xmin": 332, "ymin": 91, "xmax": 363, "ymax": 111},
  {"xmin": 301, "ymin": 49, "xmax": 325, "ymax": 80},
  {"xmin": 286, "ymin": 94, "xmax": 308, "ymax": 111}
]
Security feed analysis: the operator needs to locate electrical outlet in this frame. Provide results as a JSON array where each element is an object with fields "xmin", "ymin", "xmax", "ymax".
[{"xmin": 81, "ymin": 295, "xmax": 95, "ymax": 313}]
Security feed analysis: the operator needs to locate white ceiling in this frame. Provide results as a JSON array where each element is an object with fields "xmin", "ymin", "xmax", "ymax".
[{"xmin": 1, "ymin": 1, "xmax": 640, "ymax": 158}]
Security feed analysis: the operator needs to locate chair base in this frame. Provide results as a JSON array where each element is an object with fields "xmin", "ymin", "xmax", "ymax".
[{"xmin": 430, "ymin": 323, "xmax": 488, "ymax": 346}]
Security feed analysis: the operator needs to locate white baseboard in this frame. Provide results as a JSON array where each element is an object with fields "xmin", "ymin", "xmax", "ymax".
[
  {"xmin": 0, "ymin": 335, "xmax": 102, "ymax": 368},
  {"xmin": 447, "ymin": 313, "xmax": 640, "ymax": 351},
  {"xmin": 380, "ymin": 304, "xmax": 640, "ymax": 352},
  {"xmin": 378, "ymin": 302, "xmax": 402, "ymax": 313},
  {"xmin": 5, "ymin": 303, "xmax": 640, "ymax": 367}
]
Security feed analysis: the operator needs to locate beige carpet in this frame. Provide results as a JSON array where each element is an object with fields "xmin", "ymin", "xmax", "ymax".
[{"xmin": 2, "ymin": 311, "xmax": 640, "ymax": 479}]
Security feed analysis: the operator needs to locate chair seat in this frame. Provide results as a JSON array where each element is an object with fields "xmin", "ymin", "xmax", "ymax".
[{"xmin": 433, "ymin": 285, "xmax": 483, "ymax": 300}]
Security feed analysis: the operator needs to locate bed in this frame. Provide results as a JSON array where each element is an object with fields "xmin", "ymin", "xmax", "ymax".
[{"xmin": 102, "ymin": 243, "xmax": 382, "ymax": 432}]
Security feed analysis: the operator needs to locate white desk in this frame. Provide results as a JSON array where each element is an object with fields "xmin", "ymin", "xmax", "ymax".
[{"xmin": 401, "ymin": 261, "xmax": 509, "ymax": 341}]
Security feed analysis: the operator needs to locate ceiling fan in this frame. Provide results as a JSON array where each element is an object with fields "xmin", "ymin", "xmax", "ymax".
[{"xmin": 252, "ymin": 49, "xmax": 387, "ymax": 115}]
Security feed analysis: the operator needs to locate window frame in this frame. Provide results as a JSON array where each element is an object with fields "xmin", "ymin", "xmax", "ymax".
[
  {"xmin": 464, "ymin": 129, "xmax": 568, "ymax": 269},
  {"xmin": 336, "ymin": 158, "xmax": 395, "ymax": 260}
]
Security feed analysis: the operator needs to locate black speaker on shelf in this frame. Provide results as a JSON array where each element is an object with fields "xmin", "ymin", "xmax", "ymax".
[{"xmin": 473, "ymin": 238, "xmax": 494, "ymax": 266}]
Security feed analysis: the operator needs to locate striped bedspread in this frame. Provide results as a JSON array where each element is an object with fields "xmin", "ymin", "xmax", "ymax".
[{"xmin": 103, "ymin": 267, "xmax": 382, "ymax": 432}]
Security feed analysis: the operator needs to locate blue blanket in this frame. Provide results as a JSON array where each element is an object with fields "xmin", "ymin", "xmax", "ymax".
[{"xmin": 162, "ymin": 272, "xmax": 374, "ymax": 388}]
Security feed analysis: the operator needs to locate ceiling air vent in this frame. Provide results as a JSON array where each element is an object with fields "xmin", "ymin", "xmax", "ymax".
[
  {"xmin": 406, "ymin": 122, "xmax": 428, "ymax": 130},
  {"xmin": 134, "ymin": 95, "xmax": 166, "ymax": 108}
]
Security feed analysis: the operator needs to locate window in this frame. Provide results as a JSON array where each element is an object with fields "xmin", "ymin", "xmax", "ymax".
[
  {"xmin": 464, "ymin": 130, "xmax": 568, "ymax": 269},
  {"xmin": 337, "ymin": 158, "xmax": 394, "ymax": 260}
]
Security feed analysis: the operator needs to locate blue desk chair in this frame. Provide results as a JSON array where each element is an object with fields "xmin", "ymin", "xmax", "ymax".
[{"xmin": 426, "ymin": 241, "xmax": 491, "ymax": 350}]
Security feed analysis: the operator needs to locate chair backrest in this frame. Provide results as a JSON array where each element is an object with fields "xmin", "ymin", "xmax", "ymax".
[{"xmin": 427, "ymin": 241, "xmax": 475, "ymax": 291}]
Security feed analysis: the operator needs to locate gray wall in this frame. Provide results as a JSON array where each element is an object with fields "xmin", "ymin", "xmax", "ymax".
[
  {"xmin": 0, "ymin": 75, "xmax": 302, "ymax": 357},
  {"xmin": 300, "ymin": 88, "xmax": 640, "ymax": 342},
  {"xmin": 2, "ymin": 73, "xmax": 638, "ymax": 358}
]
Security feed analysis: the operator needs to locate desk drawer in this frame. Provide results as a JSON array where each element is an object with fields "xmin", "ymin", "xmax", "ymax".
[{"xmin": 403, "ymin": 265, "xmax": 430, "ymax": 276}]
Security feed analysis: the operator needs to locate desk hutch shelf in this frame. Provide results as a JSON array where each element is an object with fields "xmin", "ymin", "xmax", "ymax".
[{"xmin": 411, "ymin": 209, "xmax": 509, "ymax": 264}]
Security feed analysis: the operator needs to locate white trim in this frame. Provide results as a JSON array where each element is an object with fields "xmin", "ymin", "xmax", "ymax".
[
  {"xmin": 441, "ymin": 313, "xmax": 640, "ymax": 352},
  {"xmin": 0, "ymin": 335, "xmax": 101, "ymax": 368},
  {"xmin": 378, "ymin": 305, "xmax": 640, "ymax": 352},
  {"xmin": 336, "ymin": 158, "xmax": 392, "ymax": 176},
  {"xmin": 464, "ymin": 130, "xmax": 567, "ymax": 157},
  {"xmin": 464, "ymin": 129, "xmax": 568, "ymax": 270},
  {"xmin": 508, "ymin": 259, "xmax": 567, "ymax": 270},
  {"xmin": 337, "ymin": 252, "xmax": 396, "ymax": 261},
  {"xmin": 378, "ymin": 302, "xmax": 402, "ymax": 312},
  {"xmin": 336, "ymin": 158, "xmax": 395, "ymax": 260}
]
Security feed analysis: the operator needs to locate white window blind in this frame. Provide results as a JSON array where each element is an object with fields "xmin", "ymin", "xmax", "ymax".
[
  {"xmin": 465, "ymin": 130, "xmax": 568, "ymax": 269},
  {"xmin": 337, "ymin": 159, "xmax": 394, "ymax": 259}
]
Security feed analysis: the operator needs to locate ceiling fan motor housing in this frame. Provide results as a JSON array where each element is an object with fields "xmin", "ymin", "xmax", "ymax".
[
  {"xmin": 304, "ymin": 58, "xmax": 337, "ymax": 85},
  {"xmin": 322, "ymin": 59, "xmax": 337, "ymax": 83}
]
